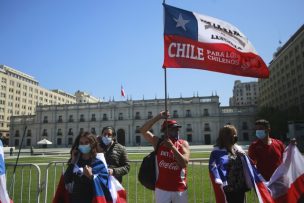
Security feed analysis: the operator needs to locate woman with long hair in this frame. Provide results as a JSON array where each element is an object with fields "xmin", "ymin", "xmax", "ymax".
[
  {"xmin": 63, "ymin": 131, "xmax": 111, "ymax": 203},
  {"xmin": 209, "ymin": 125, "xmax": 249, "ymax": 203}
]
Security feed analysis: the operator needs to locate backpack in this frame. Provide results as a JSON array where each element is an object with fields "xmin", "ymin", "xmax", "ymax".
[{"xmin": 138, "ymin": 138, "xmax": 162, "ymax": 190}]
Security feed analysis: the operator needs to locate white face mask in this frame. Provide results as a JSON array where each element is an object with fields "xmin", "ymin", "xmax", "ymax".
[{"xmin": 102, "ymin": 136, "xmax": 112, "ymax": 145}]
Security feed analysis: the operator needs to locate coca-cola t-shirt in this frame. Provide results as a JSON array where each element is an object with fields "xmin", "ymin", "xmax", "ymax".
[{"xmin": 155, "ymin": 139, "xmax": 187, "ymax": 191}]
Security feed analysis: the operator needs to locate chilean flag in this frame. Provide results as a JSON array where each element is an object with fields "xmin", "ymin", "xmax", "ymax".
[
  {"xmin": 209, "ymin": 147, "xmax": 228, "ymax": 203},
  {"xmin": 121, "ymin": 86, "xmax": 125, "ymax": 97},
  {"xmin": 0, "ymin": 140, "xmax": 11, "ymax": 203},
  {"xmin": 267, "ymin": 144, "xmax": 304, "ymax": 202},
  {"xmin": 163, "ymin": 4, "xmax": 269, "ymax": 78},
  {"xmin": 93, "ymin": 153, "xmax": 127, "ymax": 203},
  {"xmin": 243, "ymin": 144, "xmax": 304, "ymax": 203}
]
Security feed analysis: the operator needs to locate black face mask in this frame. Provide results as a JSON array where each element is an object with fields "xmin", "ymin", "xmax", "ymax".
[{"xmin": 233, "ymin": 136, "xmax": 238, "ymax": 144}]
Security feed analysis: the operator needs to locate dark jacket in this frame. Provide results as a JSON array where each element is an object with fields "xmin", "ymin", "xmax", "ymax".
[{"xmin": 104, "ymin": 142, "xmax": 130, "ymax": 183}]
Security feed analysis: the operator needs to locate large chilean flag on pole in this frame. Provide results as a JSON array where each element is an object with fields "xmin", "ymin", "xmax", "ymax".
[{"xmin": 163, "ymin": 4, "xmax": 269, "ymax": 78}]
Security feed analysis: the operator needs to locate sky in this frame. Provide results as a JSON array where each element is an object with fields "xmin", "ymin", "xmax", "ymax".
[{"xmin": 0, "ymin": 0, "xmax": 303, "ymax": 106}]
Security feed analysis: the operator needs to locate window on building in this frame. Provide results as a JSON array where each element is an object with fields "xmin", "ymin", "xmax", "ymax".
[
  {"xmin": 27, "ymin": 129, "xmax": 32, "ymax": 137},
  {"xmin": 42, "ymin": 129, "xmax": 47, "ymax": 136},
  {"xmin": 15, "ymin": 139, "xmax": 19, "ymax": 147},
  {"xmin": 173, "ymin": 110, "xmax": 179, "ymax": 118},
  {"xmin": 91, "ymin": 128, "xmax": 96, "ymax": 135},
  {"xmin": 242, "ymin": 122, "xmax": 248, "ymax": 130},
  {"xmin": 57, "ymin": 129, "xmax": 62, "ymax": 136},
  {"xmin": 69, "ymin": 115, "xmax": 74, "ymax": 122},
  {"xmin": 203, "ymin": 109, "xmax": 209, "ymax": 116},
  {"xmin": 15, "ymin": 130, "xmax": 20, "ymax": 137},
  {"xmin": 135, "ymin": 112, "xmax": 141, "ymax": 119},
  {"xmin": 80, "ymin": 114, "xmax": 85, "ymax": 122},
  {"xmin": 68, "ymin": 138, "xmax": 73, "ymax": 145},
  {"xmin": 243, "ymin": 133, "xmax": 249, "ymax": 141},
  {"xmin": 79, "ymin": 128, "xmax": 84, "ymax": 134},
  {"xmin": 91, "ymin": 114, "xmax": 96, "ymax": 121},
  {"xmin": 68, "ymin": 128, "xmax": 73, "ymax": 135},
  {"xmin": 135, "ymin": 126, "xmax": 140, "ymax": 133},
  {"xmin": 58, "ymin": 115, "xmax": 63, "ymax": 123},
  {"xmin": 147, "ymin": 111, "xmax": 153, "ymax": 119},
  {"xmin": 102, "ymin": 114, "xmax": 108, "ymax": 121},
  {"xmin": 57, "ymin": 138, "xmax": 62, "ymax": 145},
  {"xmin": 136, "ymin": 136, "xmax": 141, "ymax": 145},
  {"xmin": 204, "ymin": 123, "xmax": 210, "ymax": 131},
  {"xmin": 186, "ymin": 110, "xmax": 191, "ymax": 117},
  {"xmin": 118, "ymin": 113, "xmax": 123, "ymax": 120},
  {"xmin": 186, "ymin": 124, "xmax": 192, "ymax": 132},
  {"xmin": 187, "ymin": 134, "xmax": 192, "ymax": 142},
  {"xmin": 43, "ymin": 116, "xmax": 48, "ymax": 123},
  {"xmin": 26, "ymin": 139, "xmax": 31, "ymax": 146}
]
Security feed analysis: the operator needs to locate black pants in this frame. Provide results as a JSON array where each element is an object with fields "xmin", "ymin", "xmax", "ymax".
[{"xmin": 224, "ymin": 190, "xmax": 245, "ymax": 203}]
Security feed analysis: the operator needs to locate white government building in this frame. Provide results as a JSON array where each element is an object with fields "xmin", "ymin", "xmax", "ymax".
[{"xmin": 9, "ymin": 95, "xmax": 257, "ymax": 147}]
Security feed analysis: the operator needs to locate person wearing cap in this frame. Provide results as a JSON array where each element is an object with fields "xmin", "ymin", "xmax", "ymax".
[
  {"xmin": 248, "ymin": 119, "xmax": 285, "ymax": 181},
  {"xmin": 97, "ymin": 126, "xmax": 130, "ymax": 183},
  {"xmin": 140, "ymin": 111, "xmax": 190, "ymax": 203}
]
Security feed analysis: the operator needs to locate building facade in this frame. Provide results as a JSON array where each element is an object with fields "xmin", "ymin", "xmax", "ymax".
[
  {"xmin": 229, "ymin": 80, "xmax": 259, "ymax": 106},
  {"xmin": 0, "ymin": 65, "xmax": 76, "ymax": 141},
  {"xmin": 75, "ymin": 90, "xmax": 101, "ymax": 103},
  {"xmin": 9, "ymin": 96, "xmax": 257, "ymax": 147},
  {"xmin": 258, "ymin": 25, "xmax": 304, "ymax": 111}
]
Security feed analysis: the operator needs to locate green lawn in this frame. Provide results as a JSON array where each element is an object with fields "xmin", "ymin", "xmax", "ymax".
[{"xmin": 5, "ymin": 152, "xmax": 258, "ymax": 203}]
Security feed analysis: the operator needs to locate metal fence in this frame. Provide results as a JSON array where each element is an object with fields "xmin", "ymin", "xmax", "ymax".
[{"xmin": 6, "ymin": 159, "xmax": 258, "ymax": 203}]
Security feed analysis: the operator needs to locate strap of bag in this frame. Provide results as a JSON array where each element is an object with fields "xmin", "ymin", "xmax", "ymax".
[{"xmin": 154, "ymin": 138, "xmax": 163, "ymax": 153}]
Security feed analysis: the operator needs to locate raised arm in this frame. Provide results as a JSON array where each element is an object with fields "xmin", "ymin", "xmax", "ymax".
[{"xmin": 139, "ymin": 111, "xmax": 168, "ymax": 149}]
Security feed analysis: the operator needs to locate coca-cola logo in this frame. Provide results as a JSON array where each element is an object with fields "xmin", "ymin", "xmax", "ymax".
[{"xmin": 159, "ymin": 160, "xmax": 180, "ymax": 170}]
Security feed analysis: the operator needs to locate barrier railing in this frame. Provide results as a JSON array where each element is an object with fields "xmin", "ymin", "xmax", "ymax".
[
  {"xmin": 6, "ymin": 159, "xmax": 258, "ymax": 203},
  {"xmin": 6, "ymin": 163, "xmax": 41, "ymax": 203}
]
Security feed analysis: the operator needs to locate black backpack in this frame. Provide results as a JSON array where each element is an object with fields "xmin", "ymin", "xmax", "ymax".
[{"xmin": 138, "ymin": 139, "xmax": 162, "ymax": 190}]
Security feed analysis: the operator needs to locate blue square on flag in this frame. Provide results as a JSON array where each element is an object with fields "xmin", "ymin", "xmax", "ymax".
[{"xmin": 164, "ymin": 4, "xmax": 198, "ymax": 41}]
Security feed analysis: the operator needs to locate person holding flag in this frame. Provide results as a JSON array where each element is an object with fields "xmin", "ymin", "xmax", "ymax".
[
  {"xmin": 248, "ymin": 119, "xmax": 286, "ymax": 182},
  {"xmin": 140, "ymin": 111, "xmax": 190, "ymax": 203}
]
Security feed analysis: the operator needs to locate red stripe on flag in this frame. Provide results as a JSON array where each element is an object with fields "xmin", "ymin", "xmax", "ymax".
[
  {"xmin": 274, "ymin": 174, "xmax": 304, "ymax": 203},
  {"xmin": 209, "ymin": 172, "xmax": 227, "ymax": 203},
  {"xmin": 163, "ymin": 35, "xmax": 269, "ymax": 78}
]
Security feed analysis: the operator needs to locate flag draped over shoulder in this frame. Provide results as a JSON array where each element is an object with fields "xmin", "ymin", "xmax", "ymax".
[
  {"xmin": 53, "ymin": 153, "xmax": 126, "ymax": 203},
  {"xmin": 209, "ymin": 147, "xmax": 229, "ymax": 203},
  {"xmin": 0, "ymin": 140, "xmax": 10, "ymax": 203},
  {"xmin": 163, "ymin": 4, "xmax": 269, "ymax": 78}
]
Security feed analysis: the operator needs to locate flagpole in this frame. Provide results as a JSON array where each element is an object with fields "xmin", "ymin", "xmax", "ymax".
[{"xmin": 164, "ymin": 68, "xmax": 169, "ymax": 137}]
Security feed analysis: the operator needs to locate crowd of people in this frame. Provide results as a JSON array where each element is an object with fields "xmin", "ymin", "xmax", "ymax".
[{"xmin": 1, "ymin": 110, "xmax": 301, "ymax": 203}]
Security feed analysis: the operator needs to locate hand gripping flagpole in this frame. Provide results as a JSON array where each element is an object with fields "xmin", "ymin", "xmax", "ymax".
[{"xmin": 9, "ymin": 125, "xmax": 27, "ymax": 194}]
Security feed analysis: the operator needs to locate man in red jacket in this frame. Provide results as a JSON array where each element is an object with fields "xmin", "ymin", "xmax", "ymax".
[{"xmin": 248, "ymin": 119, "xmax": 285, "ymax": 181}]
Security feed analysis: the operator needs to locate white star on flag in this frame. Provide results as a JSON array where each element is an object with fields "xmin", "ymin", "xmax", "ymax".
[{"xmin": 174, "ymin": 13, "xmax": 190, "ymax": 31}]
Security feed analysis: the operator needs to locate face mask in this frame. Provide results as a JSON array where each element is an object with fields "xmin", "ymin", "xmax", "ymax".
[
  {"xmin": 102, "ymin": 136, "xmax": 112, "ymax": 146},
  {"xmin": 168, "ymin": 131, "xmax": 179, "ymax": 140},
  {"xmin": 78, "ymin": 144, "xmax": 91, "ymax": 154},
  {"xmin": 256, "ymin": 130, "xmax": 266, "ymax": 139}
]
